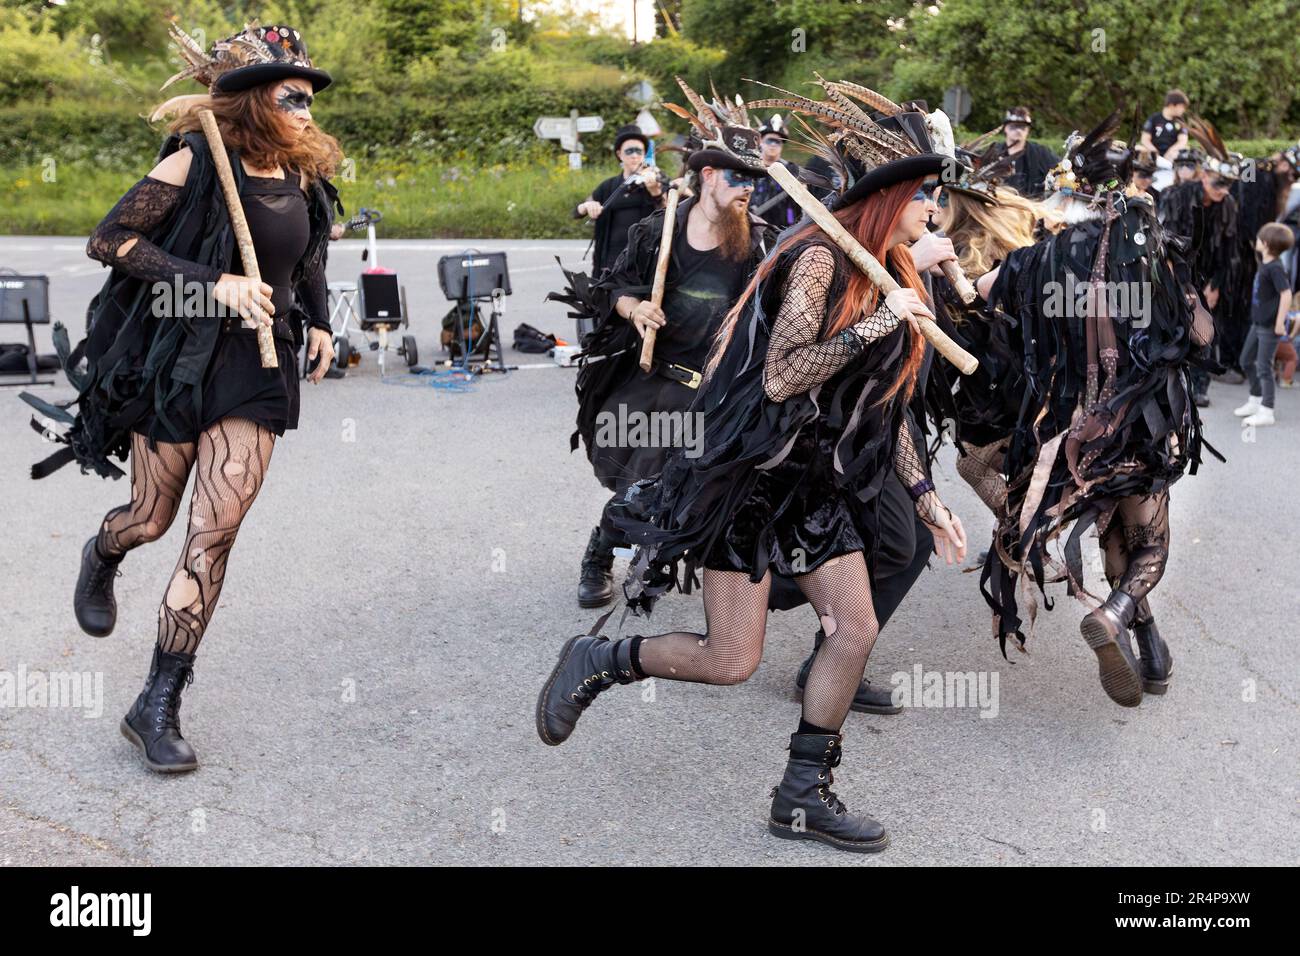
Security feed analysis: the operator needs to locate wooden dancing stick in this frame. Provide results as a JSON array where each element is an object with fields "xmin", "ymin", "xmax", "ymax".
[
  {"xmin": 198, "ymin": 108, "xmax": 277, "ymax": 369},
  {"xmin": 638, "ymin": 186, "xmax": 681, "ymax": 373},
  {"xmin": 940, "ymin": 259, "xmax": 978, "ymax": 305},
  {"xmin": 765, "ymin": 162, "xmax": 978, "ymax": 375}
]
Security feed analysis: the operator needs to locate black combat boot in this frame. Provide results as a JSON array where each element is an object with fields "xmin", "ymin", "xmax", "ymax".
[
  {"xmin": 794, "ymin": 630, "xmax": 901, "ymax": 715},
  {"xmin": 768, "ymin": 733, "xmax": 889, "ymax": 853},
  {"xmin": 1132, "ymin": 616, "xmax": 1173, "ymax": 695},
  {"xmin": 536, "ymin": 633, "xmax": 639, "ymax": 745},
  {"xmin": 1079, "ymin": 591, "xmax": 1143, "ymax": 707},
  {"xmin": 577, "ymin": 526, "xmax": 615, "ymax": 608},
  {"xmin": 74, "ymin": 536, "xmax": 122, "ymax": 637},
  {"xmin": 120, "ymin": 645, "xmax": 199, "ymax": 773}
]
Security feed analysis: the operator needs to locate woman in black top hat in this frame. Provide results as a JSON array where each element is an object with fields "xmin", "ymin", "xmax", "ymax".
[
  {"xmin": 537, "ymin": 80, "xmax": 968, "ymax": 854},
  {"xmin": 575, "ymin": 124, "xmax": 667, "ymax": 275},
  {"xmin": 24, "ymin": 21, "xmax": 341, "ymax": 773}
]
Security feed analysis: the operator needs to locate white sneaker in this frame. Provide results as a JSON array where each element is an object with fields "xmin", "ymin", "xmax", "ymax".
[
  {"xmin": 1242, "ymin": 407, "xmax": 1276, "ymax": 427},
  {"xmin": 1233, "ymin": 396, "xmax": 1262, "ymax": 416}
]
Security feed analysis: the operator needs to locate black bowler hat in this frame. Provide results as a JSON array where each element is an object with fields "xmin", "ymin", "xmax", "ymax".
[{"xmin": 613, "ymin": 125, "xmax": 649, "ymax": 154}]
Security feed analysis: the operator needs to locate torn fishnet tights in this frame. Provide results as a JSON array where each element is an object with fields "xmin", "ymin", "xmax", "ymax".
[
  {"xmin": 98, "ymin": 432, "xmax": 195, "ymax": 557},
  {"xmin": 1098, "ymin": 490, "xmax": 1170, "ymax": 623},
  {"xmin": 636, "ymin": 555, "xmax": 879, "ymax": 730},
  {"xmin": 96, "ymin": 418, "xmax": 275, "ymax": 656},
  {"xmin": 956, "ymin": 438, "xmax": 1009, "ymax": 516}
]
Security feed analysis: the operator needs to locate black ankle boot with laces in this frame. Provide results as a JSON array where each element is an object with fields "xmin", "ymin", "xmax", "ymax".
[{"xmin": 768, "ymin": 733, "xmax": 889, "ymax": 853}]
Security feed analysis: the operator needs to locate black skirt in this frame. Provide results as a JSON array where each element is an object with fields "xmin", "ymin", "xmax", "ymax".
[
  {"xmin": 133, "ymin": 323, "xmax": 300, "ymax": 443},
  {"xmin": 704, "ymin": 420, "xmax": 866, "ymax": 577}
]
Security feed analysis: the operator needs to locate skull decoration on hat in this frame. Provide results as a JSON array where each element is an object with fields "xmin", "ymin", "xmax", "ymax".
[{"xmin": 662, "ymin": 77, "xmax": 768, "ymax": 177}]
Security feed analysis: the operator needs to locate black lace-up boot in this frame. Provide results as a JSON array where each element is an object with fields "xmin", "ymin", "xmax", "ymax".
[
  {"xmin": 75, "ymin": 536, "xmax": 122, "ymax": 637},
  {"xmin": 1079, "ymin": 591, "xmax": 1143, "ymax": 707},
  {"xmin": 120, "ymin": 646, "xmax": 199, "ymax": 773},
  {"xmin": 536, "ymin": 633, "xmax": 638, "ymax": 745},
  {"xmin": 795, "ymin": 629, "xmax": 901, "ymax": 715},
  {"xmin": 577, "ymin": 526, "xmax": 615, "ymax": 608},
  {"xmin": 1132, "ymin": 615, "xmax": 1173, "ymax": 694},
  {"xmin": 768, "ymin": 733, "xmax": 889, "ymax": 853}
]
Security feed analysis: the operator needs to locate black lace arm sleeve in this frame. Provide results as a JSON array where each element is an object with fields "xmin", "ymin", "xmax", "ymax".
[
  {"xmin": 763, "ymin": 244, "xmax": 901, "ymax": 403},
  {"xmin": 85, "ymin": 176, "xmax": 224, "ymax": 287},
  {"xmin": 299, "ymin": 251, "xmax": 330, "ymax": 333}
]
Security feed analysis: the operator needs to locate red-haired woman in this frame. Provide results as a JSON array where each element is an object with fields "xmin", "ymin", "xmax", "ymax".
[
  {"xmin": 23, "ymin": 23, "xmax": 341, "ymax": 773},
  {"xmin": 536, "ymin": 127, "xmax": 968, "ymax": 853}
]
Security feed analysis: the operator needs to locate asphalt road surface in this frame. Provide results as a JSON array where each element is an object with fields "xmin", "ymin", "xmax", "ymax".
[{"xmin": 1, "ymin": 236, "xmax": 1296, "ymax": 866}]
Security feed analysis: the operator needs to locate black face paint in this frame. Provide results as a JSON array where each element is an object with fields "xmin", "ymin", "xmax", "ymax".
[{"xmin": 277, "ymin": 90, "xmax": 313, "ymax": 113}]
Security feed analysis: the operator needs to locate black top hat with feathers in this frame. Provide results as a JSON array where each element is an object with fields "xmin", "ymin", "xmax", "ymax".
[
  {"xmin": 662, "ymin": 77, "xmax": 767, "ymax": 175},
  {"xmin": 1183, "ymin": 115, "xmax": 1244, "ymax": 181},
  {"xmin": 162, "ymin": 20, "xmax": 331, "ymax": 96},
  {"xmin": 744, "ymin": 74, "xmax": 950, "ymax": 209}
]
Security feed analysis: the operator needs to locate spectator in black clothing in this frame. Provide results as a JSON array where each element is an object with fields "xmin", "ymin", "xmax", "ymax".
[
  {"xmin": 1140, "ymin": 90, "xmax": 1190, "ymax": 161},
  {"xmin": 750, "ymin": 115, "xmax": 801, "ymax": 228},
  {"xmin": 1173, "ymin": 147, "xmax": 1202, "ymax": 185},
  {"xmin": 1130, "ymin": 146, "xmax": 1160, "ymax": 200},
  {"xmin": 575, "ymin": 125, "xmax": 666, "ymax": 275},
  {"xmin": 987, "ymin": 106, "xmax": 1058, "ymax": 199}
]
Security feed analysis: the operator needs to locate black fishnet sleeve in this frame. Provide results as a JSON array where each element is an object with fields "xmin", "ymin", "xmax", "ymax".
[
  {"xmin": 763, "ymin": 244, "xmax": 901, "ymax": 403},
  {"xmin": 86, "ymin": 176, "xmax": 224, "ymax": 287},
  {"xmin": 894, "ymin": 411, "xmax": 947, "ymax": 525}
]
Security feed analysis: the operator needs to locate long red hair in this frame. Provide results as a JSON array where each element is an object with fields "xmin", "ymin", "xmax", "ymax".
[
  {"xmin": 708, "ymin": 176, "xmax": 929, "ymax": 406},
  {"xmin": 162, "ymin": 83, "xmax": 341, "ymax": 183}
]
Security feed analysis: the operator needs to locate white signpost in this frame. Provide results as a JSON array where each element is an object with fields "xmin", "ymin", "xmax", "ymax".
[{"xmin": 534, "ymin": 110, "xmax": 605, "ymax": 169}]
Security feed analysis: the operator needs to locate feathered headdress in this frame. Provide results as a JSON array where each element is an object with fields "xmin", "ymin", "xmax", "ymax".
[
  {"xmin": 1183, "ymin": 115, "xmax": 1244, "ymax": 181},
  {"xmin": 742, "ymin": 74, "xmax": 951, "ymax": 208},
  {"xmin": 152, "ymin": 20, "xmax": 331, "ymax": 121},
  {"xmin": 940, "ymin": 128, "xmax": 1017, "ymax": 204},
  {"xmin": 661, "ymin": 77, "xmax": 766, "ymax": 175},
  {"xmin": 1042, "ymin": 109, "xmax": 1132, "ymax": 202}
]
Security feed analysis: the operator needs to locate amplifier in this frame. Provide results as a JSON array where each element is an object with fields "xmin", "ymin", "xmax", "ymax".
[
  {"xmin": 0, "ymin": 274, "xmax": 49, "ymax": 324},
  {"xmin": 359, "ymin": 272, "xmax": 402, "ymax": 324},
  {"xmin": 437, "ymin": 251, "xmax": 511, "ymax": 302}
]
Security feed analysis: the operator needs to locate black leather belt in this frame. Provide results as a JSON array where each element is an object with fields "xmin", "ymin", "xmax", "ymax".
[
  {"xmin": 652, "ymin": 359, "xmax": 703, "ymax": 390},
  {"xmin": 220, "ymin": 315, "xmax": 294, "ymax": 341}
]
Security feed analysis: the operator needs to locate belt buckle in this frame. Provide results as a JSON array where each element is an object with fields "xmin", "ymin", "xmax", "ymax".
[{"xmin": 671, "ymin": 363, "xmax": 701, "ymax": 389}]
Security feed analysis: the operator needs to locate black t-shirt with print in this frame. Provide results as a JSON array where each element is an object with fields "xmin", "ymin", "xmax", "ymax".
[
  {"xmin": 1250, "ymin": 258, "xmax": 1290, "ymax": 327},
  {"xmin": 1143, "ymin": 112, "xmax": 1185, "ymax": 155},
  {"xmin": 654, "ymin": 229, "xmax": 746, "ymax": 367}
]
